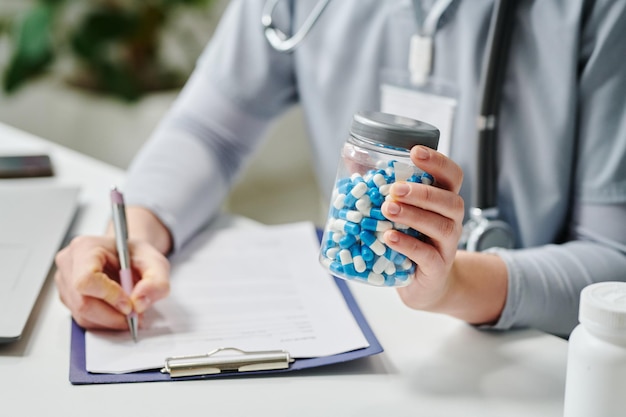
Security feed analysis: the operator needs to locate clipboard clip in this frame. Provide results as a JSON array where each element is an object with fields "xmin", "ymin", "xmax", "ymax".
[{"xmin": 161, "ymin": 347, "xmax": 294, "ymax": 378}]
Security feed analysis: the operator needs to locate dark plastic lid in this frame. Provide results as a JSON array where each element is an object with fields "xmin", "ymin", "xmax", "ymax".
[{"xmin": 350, "ymin": 111, "xmax": 440, "ymax": 151}]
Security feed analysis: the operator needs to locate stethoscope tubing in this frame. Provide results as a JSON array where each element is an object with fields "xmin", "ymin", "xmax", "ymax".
[
  {"xmin": 261, "ymin": 0, "xmax": 332, "ymax": 53},
  {"xmin": 262, "ymin": 0, "xmax": 518, "ymax": 245},
  {"xmin": 475, "ymin": 0, "xmax": 518, "ymax": 210}
]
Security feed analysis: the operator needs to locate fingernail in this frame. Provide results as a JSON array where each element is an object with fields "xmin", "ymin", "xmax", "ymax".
[
  {"xmin": 385, "ymin": 230, "xmax": 400, "ymax": 244},
  {"xmin": 117, "ymin": 299, "xmax": 132, "ymax": 315},
  {"xmin": 391, "ymin": 183, "xmax": 409, "ymax": 197},
  {"xmin": 386, "ymin": 201, "xmax": 400, "ymax": 215},
  {"xmin": 415, "ymin": 146, "xmax": 430, "ymax": 160},
  {"xmin": 134, "ymin": 295, "xmax": 151, "ymax": 314}
]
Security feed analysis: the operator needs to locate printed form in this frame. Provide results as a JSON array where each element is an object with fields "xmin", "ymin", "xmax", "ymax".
[{"xmin": 86, "ymin": 222, "xmax": 369, "ymax": 374}]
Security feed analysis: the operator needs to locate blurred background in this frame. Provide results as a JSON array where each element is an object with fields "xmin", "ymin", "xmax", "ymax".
[{"xmin": 0, "ymin": 0, "xmax": 325, "ymax": 226}]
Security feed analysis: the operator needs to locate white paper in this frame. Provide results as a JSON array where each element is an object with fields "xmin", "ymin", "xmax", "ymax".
[{"xmin": 86, "ymin": 222, "xmax": 369, "ymax": 374}]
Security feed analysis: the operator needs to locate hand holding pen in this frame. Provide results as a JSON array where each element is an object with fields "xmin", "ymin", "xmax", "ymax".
[
  {"xmin": 54, "ymin": 190, "xmax": 172, "ymax": 333},
  {"xmin": 110, "ymin": 187, "xmax": 139, "ymax": 342}
]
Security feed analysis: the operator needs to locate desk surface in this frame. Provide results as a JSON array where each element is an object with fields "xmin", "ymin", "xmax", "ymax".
[{"xmin": 0, "ymin": 123, "xmax": 568, "ymax": 416}]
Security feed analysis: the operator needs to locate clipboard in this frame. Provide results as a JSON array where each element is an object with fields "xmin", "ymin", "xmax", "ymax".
[{"xmin": 69, "ymin": 267, "xmax": 383, "ymax": 384}]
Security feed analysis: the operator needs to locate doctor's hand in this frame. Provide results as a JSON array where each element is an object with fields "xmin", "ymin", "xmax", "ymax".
[
  {"xmin": 381, "ymin": 145, "xmax": 464, "ymax": 309},
  {"xmin": 381, "ymin": 146, "xmax": 508, "ymax": 325},
  {"xmin": 54, "ymin": 207, "xmax": 171, "ymax": 331}
]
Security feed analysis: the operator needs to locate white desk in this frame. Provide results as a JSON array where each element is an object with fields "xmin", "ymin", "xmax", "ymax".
[{"xmin": 0, "ymin": 122, "xmax": 568, "ymax": 416}]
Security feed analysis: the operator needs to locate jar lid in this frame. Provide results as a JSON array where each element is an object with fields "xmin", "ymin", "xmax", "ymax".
[
  {"xmin": 579, "ymin": 282, "xmax": 626, "ymax": 332},
  {"xmin": 350, "ymin": 111, "xmax": 440, "ymax": 151}
]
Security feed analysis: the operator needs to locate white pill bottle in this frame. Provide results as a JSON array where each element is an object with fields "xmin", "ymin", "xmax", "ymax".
[
  {"xmin": 563, "ymin": 281, "xmax": 626, "ymax": 417},
  {"xmin": 318, "ymin": 111, "xmax": 439, "ymax": 287}
]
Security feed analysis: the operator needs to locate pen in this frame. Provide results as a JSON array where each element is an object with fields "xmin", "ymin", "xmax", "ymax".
[{"xmin": 110, "ymin": 186, "xmax": 138, "ymax": 342}]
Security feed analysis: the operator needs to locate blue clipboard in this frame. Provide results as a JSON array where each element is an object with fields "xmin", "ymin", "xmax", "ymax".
[
  {"xmin": 69, "ymin": 275, "xmax": 382, "ymax": 384},
  {"xmin": 69, "ymin": 228, "xmax": 383, "ymax": 384}
]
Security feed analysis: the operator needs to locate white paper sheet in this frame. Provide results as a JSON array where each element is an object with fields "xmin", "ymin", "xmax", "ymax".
[{"xmin": 86, "ymin": 222, "xmax": 369, "ymax": 374}]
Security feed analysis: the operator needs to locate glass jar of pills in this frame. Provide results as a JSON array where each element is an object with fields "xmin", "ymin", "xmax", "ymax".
[{"xmin": 319, "ymin": 111, "xmax": 439, "ymax": 287}]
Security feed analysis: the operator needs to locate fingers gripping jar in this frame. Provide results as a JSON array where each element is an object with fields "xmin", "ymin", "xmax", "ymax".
[{"xmin": 319, "ymin": 111, "xmax": 439, "ymax": 287}]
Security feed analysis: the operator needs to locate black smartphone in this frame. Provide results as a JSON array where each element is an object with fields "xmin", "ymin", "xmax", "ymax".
[{"xmin": 0, "ymin": 154, "xmax": 54, "ymax": 178}]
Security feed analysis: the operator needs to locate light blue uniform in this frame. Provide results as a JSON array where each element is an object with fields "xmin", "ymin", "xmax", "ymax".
[{"xmin": 125, "ymin": 0, "xmax": 626, "ymax": 337}]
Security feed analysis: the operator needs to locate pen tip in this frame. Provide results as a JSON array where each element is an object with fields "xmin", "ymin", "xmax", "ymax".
[{"xmin": 128, "ymin": 316, "xmax": 138, "ymax": 343}]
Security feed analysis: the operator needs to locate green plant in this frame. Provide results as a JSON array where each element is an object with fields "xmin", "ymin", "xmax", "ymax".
[{"xmin": 3, "ymin": 0, "xmax": 217, "ymax": 100}]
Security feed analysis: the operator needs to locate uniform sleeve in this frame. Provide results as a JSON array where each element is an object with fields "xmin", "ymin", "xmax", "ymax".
[
  {"xmin": 489, "ymin": 0, "xmax": 626, "ymax": 338},
  {"xmin": 123, "ymin": 0, "xmax": 298, "ymax": 251}
]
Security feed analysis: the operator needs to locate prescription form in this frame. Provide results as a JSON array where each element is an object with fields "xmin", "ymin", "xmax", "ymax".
[{"xmin": 86, "ymin": 222, "xmax": 369, "ymax": 374}]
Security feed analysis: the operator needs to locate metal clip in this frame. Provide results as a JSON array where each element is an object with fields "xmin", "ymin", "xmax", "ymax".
[{"xmin": 161, "ymin": 347, "xmax": 294, "ymax": 378}]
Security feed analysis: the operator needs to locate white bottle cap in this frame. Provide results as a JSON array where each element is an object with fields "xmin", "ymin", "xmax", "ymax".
[{"xmin": 579, "ymin": 282, "xmax": 626, "ymax": 334}]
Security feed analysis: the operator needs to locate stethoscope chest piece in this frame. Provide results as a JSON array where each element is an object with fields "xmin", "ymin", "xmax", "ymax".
[{"xmin": 460, "ymin": 207, "xmax": 515, "ymax": 252}]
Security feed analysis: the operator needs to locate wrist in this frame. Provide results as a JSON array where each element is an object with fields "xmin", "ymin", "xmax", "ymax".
[
  {"xmin": 429, "ymin": 251, "xmax": 508, "ymax": 325},
  {"xmin": 106, "ymin": 206, "xmax": 172, "ymax": 255}
]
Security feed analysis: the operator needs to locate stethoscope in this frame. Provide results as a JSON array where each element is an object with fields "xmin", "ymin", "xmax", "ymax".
[
  {"xmin": 262, "ymin": 0, "xmax": 517, "ymax": 251},
  {"xmin": 261, "ymin": 0, "xmax": 332, "ymax": 53}
]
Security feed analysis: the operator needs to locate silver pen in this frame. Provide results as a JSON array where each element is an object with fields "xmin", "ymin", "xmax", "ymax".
[{"xmin": 110, "ymin": 186, "xmax": 138, "ymax": 342}]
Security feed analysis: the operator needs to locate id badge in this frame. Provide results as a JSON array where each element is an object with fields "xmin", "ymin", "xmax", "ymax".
[{"xmin": 380, "ymin": 70, "xmax": 457, "ymax": 156}]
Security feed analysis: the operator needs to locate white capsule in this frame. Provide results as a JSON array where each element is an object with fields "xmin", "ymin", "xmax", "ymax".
[
  {"xmin": 369, "ymin": 238, "xmax": 386, "ymax": 256},
  {"xmin": 341, "ymin": 209, "xmax": 363, "ymax": 223},
  {"xmin": 372, "ymin": 173, "xmax": 387, "ymax": 187},
  {"xmin": 350, "ymin": 181, "xmax": 368, "ymax": 199},
  {"xmin": 339, "ymin": 249, "xmax": 353, "ymax": 266},
  {"xmin": 331, "ymin": 229, "xmax": 344, "ymax": 242},
  {"xmin": 400, "ymin": 258, "xmax": 413, "ymax": 271},
  {"xmin": 379, "ymin": 183, "xmax": 392, "ymax": 196},
  {"xmin": 355, "ymin": 194, "xmax": 372, "ymax": 212},
  {"xmin": 326, "ymin": 247, "xmax": 340, "ymax": 259},
  {"xmin": 333, "ymin": 193, "xmax": 346, "ymax": 209},
  {"xmin": 330, "ymin": 218, "xmax": 342, "ymax": 233},
  {"xmin": 353, "ymin": 256, "xmax": 366, "ymax": 273},
  {"xmin": 394, "ymin": 222, "xmax": 410, "ymax": 230},
  {"xmin": 367, "ymin": 272, "xmax": 385, "ymax": 286},
  {"xmin": 372, "ymin": 256, "xmax": 391, "ymax": 274},
  {"xmin": 374, "ymin": 220, "xmax": 393, "ymax": 232},
  {"xmin": 384, "ymin": 262, "xmax": 397, "ymax": 275}
]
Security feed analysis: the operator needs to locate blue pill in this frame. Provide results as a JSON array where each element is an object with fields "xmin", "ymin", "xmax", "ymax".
[
  {"xmin": 338, "ymin": 208, "xmax": 363, "ymax": 223},
  {"xmin": 350, "ymin": 245, "xmax": 366, "ymax": 273},
  {"xmin": 351, "ymin": 175, "xmax": 366, "ymax": 184},
  {"xmin": 336, "ymin": 177, "xmax": 352, "ymax": 188},
  {"xmin": 361, "ymin": 218, "xmax": 393, "ymax": 232},
  {"xmin": 408, "ymin": 174, "xmax": 421, "ymax": 183},
  {"xmin": 361, "ymin": 244, "xmax": 374, "ymax": 262},
  {"xmin": 343, "ymin": 264, "xmax": 358, "ymax": 278},
  {"xmin": 369, "ymin": 207, "xmax": 386, "ymax": 220},
  {"xmin": 394, "ymin": 271, "xmax": 411, "ymax": 282},
  {"xmin": 330, "ymin": 261, "xmax": 344, "ymax": 275},
  {"xmin": 383, "ymin": 274, "xmax": 396, "ymax": 287},
  {"xmin": 339, "ymin": 233, "xmax": 358, "ymax": 249},
  {"xmin": 368, "ymin": 188, "xmax": 384, "ymax": 206},
  {"xmin": 421, "ymin": 172, "xmax": 434, "ymax": 185},
  {"xmin": 360, "ymin": 230, "xmax": 386, "ymax": 255},
  {"xmin": 338, "ymin": 182, "xmax": 353, "ymax": 195},
  {"xmin": 333, "ymin": 218, "xmax": 360, "ymax": 235},
  {"xmin": 391, "ymin": 250, "xmax": 407, "ymax": 265}
]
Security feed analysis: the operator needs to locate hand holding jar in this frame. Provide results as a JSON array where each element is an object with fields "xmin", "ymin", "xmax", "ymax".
[{"xmin": 319, "ymin": 110, "xmax": 463, "ymax": 290}]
